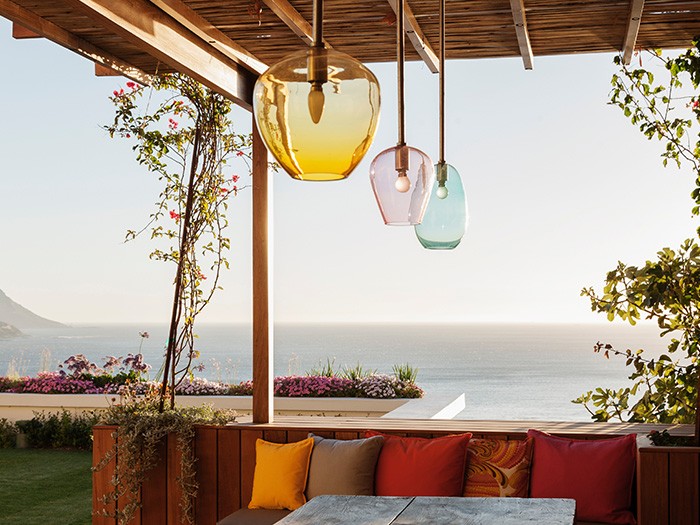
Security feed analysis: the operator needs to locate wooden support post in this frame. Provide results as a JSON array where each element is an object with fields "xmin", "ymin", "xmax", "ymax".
[
  {"xmin": 12, "ymin": 23, "xmax": 40, "ymax": 39},
  {"xmin": 252, "ymin": 116, "xmax": 273, "ymax": 424}
]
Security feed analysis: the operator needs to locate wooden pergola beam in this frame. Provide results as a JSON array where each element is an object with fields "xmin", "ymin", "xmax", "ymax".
[
  {"xmin": 68, "ymin": 0, "xmax": 257, "ymax": 109},
  {"xmin": 622, "ymin": 0, "xmax": 644, "ymax": 65},
  {"xmin": 252, "ymin": 118, "xmax": 274, "ymax": 423},
  {"xmin": 386, "ymin": 0, "xmax": 439, "ymax": 74},
  {"xmin": 12, "ymin": 22, "xmax": 40, "ymax": 38},
  {"xmin": 0, "ymin": 0, "xmax": 152, "ymax": 84},
  {"xmin": 262, "ymin": 0, "xmax": 316, "ymax": 46},
  {"xmin": 150, "ymin": 0, "xmax": 267, "ymax": 74},
  {"xmin": 94, "ymin": 63, "xmax": 121, "ymax": 76},
  {"xmin": 509, "ymin": 0, "xmax": 534, "ymax": 70}
]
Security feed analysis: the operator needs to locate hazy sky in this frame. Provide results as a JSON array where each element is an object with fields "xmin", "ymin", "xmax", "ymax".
[{"xmin": 0, "ymin": 17, "xmax": 697, "ymax": 324}]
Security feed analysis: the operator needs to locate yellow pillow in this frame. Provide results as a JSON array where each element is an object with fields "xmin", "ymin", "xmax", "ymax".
[{"xmin": 248, "ymin": 437, "xmax": 315, "ymax": 510}]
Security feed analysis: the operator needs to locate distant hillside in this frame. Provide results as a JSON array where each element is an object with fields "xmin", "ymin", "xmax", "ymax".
[
  {"xmin": 0, "ymin": 321, "xmax": 24, "ymax": 339},
  {"xmin": 0, "ymin": 289, "xmax": 64, "ymax": 329}
]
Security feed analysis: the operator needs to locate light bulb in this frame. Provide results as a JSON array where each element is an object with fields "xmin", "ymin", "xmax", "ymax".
[
  {"xmin": 436, "ymin": 185, "xmax": 449, "ymax": 199},
  {"xmin": 308, "ymin": 84, "xmax": 325, "ymax": 124},
  {"xmin": 395, "ymin": 174, "xmax": 411, "ymax": 193}
]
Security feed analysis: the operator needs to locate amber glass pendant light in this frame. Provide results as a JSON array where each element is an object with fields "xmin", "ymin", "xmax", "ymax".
[
  {"xmin": 369, "ymin": 0, "xmax": 434, "ymax": 225},
  {"xmin": 414, "ymin": 0, "xmax": 467, "ymax": 248},
  {"xmin": 252, "ymin": 0, "xmax": 381, "ymax": 181}
]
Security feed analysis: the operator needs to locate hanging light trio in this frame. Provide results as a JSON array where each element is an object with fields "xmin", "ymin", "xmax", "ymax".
[{"xmin": 252, "ymin": 0, "xmax": 467, "ymax": 246}]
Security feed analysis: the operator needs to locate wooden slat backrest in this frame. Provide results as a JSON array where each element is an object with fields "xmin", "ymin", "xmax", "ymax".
[
  {"xmin": 195, "ymin": 428, "xmax": 218, "ymax": 524},
  {"xmin": 217, "ymin": 428, "xmax": 241, "ymax": 520},
  {"xmin": 140, "ymin": 439, "xmax": 167, "ymax": 525}
]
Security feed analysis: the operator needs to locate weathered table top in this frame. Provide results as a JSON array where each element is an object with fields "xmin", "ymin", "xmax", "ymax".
[{"xmin": 276, "ymin": 495, "xmax": 576, "ymax": 525}]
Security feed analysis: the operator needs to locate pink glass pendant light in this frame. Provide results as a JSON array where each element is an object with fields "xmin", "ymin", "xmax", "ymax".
[{"xmin": 369, "ymin": 0, "xmax": 434, "ymax": 225}]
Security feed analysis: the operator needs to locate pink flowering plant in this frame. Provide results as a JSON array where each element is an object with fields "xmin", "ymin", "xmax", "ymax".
[{"xmin": 107, "ymin": 74, "xmax": 253, "ymax": 411}]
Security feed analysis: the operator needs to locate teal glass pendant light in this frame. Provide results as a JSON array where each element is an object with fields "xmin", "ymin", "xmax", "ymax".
[{"xmin": 415, "ymin": 0, "xmax": 468, "ymax": 249}]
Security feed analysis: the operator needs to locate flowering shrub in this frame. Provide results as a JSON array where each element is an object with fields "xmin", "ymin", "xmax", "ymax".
[
  {"xmin": 175, "ymin": 377, "xmax": 229, "ymax": 396},
  {"xmin": 229, "ymin": 381, "xmax": 253, "ymax": 396},
  {"xmin": 274, "ymin": 375, "xmax": 356, "ymax": 397},
  {"xmin": 0, "ymin": 357, "xmax": 423, "ymax": 399},
  {"xmin": 357, "ymin": 374, "xmax": 398, "ymax": 398},
  {"xmin": 11, "ymin": 372, "xmax": 104, "ymax": 394}
]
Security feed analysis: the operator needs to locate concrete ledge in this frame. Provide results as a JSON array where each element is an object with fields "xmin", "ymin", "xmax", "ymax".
[
  {"xmin": 0, "ymin": 393, "xmax": 408, "ymax": 421},
  {"xmin": 381, "ymin": 393, "xmax": 465, "ymax": 419}
]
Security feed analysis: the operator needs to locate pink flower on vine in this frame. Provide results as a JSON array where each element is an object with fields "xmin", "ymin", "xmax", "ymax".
[
  {"xmin": 169, "ymin": 210, "xmax": 181, "ymax": 221},
  {"xmin": 232, "ymin": 185, "xmax": 238, "ymax": 192},
  {"xmin": 198, "ymin": 272, "xmax": 207, "ymax": 280},
  {"xmin": 126, "ymin": 81, "xmax": 136, "ymax": 89},
  {"xmin": 125, "ymin": 133, "xmax": 131, "ymax": 138},
  {"xmin": 236, "ymin": 151, "xmax": 244, "ymax": 157},
  {"xmin": 112, "ymin": 89, "xmax": 125, "ymax": 97},
  {"xmin": 692, "ymin": 100, "xmax": 699, "ymax": 110},
  {"xmin": 232, "ymin": 175, "xmax": 240, "ymax": 183},
  {"xmin": 168, "ymin": 118, "xmax": 179, "ymax": 130},
  {"xmin": 219, "ymin": 188, "xmax": 229, "ymax": 195}
]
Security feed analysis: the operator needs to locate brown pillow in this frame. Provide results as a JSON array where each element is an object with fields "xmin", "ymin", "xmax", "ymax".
[{"xmin": 305, "ymin": 433, "xmax": 384, "ymax": 499}]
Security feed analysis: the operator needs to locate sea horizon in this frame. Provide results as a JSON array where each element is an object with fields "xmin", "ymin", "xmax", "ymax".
[{"xmin": 0, "ymin": 321, "xmax": 669, "ymax": 422}]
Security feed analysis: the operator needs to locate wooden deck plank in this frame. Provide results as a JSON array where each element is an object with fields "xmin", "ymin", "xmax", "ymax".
[
  {"xmin": 195, "ymin": 427, "xmax": 218, "ymax": 525},
  {"xmin": 669, "ymin": 450, "xmax": 699, "ymax": 525},
  {"xmin": 217, "ymin": 428, "xmax": 241, "ymax": 519},
  {"xmin": 230, "ymin": 416, "xmax": 692, "ymax": 438}
]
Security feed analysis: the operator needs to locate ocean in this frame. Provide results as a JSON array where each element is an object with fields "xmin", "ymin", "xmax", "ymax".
[{"xmin": 0, "ymin": 322, "xmax": 669, "ymax": 422}]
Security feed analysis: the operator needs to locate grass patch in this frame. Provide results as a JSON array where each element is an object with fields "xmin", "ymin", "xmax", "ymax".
[{"xmin": 0, "ymin": 449, "xmax": 92, "ymax": 525}]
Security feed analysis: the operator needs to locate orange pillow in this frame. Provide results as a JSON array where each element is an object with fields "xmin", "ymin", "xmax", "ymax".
[
  {"xmin": 463, "ymin": 437, "xmax": 533, "ymax": 497},
  {"xmin": 366, "ymin": 431, "xmax": 471, "ymax": 496},
  {"xmin": 248, "ymin": 437, "xmax": 314, "ymax": 510}
]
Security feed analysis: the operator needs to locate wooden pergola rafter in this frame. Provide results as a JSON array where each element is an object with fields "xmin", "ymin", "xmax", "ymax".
[
  {"xmin": 3, "ymin": 0, "xmax": 700, "ymax": 424},
  {"xmin": 623, "ymin": 0, "xmax": 645, "ymax": 65},
  {"xmin": 509, "ymin": 0, "xmax": 533, "ymax": 70}
]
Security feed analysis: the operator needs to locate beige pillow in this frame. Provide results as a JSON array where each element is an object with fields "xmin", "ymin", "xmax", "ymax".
[{"xmin": 305, "ymin": 433, "xmax": 384, "ymax": 499}]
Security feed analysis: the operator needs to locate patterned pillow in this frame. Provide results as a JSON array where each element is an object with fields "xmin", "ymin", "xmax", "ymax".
[{"xmin": 463, "ymin": 437, "xmax": 533, "ymax": 497}]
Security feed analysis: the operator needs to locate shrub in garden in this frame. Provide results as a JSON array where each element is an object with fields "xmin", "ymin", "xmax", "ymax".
[
  {"xmin": 16, "ymin": 410, "xmax": 100, "ymax": 450},
  {"xmin": 0, "ymin": 418, "xmax": 17, "ymax": 448}
]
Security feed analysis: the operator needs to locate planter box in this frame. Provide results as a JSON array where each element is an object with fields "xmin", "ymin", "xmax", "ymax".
[
  {"xmin": 637, "ymin": 442, "xmax": 700, "ymax": 525},
  {"xmin": 0, "ymin": 393, "xmax": 407, "ymax": 422}
]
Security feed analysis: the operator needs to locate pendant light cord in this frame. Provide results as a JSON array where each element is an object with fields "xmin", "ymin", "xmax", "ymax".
[
  {"xmin": 439, "ymin": 0, "xmax": 445, "ymax": 164},
  {"xmin": 397, "ymin": 0, "xmax": 405, "ymax": 146},
  {"xmin": 313, "ymin": 0, "xmax": 323, "ymax": 48}
]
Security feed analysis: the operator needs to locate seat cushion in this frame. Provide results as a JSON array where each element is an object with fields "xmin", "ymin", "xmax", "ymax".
[
  {"xmin": 528, "ymin": 429, "xmax": 636, "ymax": 524},
  {"xmin": 306, "ymin": 433, "xmax": 384, "ymax": 499},
  {"xmin": 366, "ymin": 430, "xmax": 471, "ymax": 497},
  {"xmin": 248, "ymin": 437, "xmax": 315, "ymax": 510},
  {"xmin": 217, "ymin": 508, "xmax": 291, "ymax": 525},
  {"xmin": 464, "ymin": 437, "xmax": 533, "ymax": 497}
]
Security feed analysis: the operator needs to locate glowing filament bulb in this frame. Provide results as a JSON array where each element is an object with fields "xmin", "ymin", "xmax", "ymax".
[
  {"xmin": 308, "ymin": 83, "xmax": 325, "ymax": 124},
  {"xmin": 395, "ymin": 173, "xmax": 411, "ymax": 193}
]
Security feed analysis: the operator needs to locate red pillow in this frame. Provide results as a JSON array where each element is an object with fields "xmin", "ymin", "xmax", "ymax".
[
  {"xmin": 365, "ymin": 431, "xmax": 471, "ymax": 496},
  {"xmin": 528, "ymin": 429, "xmax": 637, "ymax": 525}
]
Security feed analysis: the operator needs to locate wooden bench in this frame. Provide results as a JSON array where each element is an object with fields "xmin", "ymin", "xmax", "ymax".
[{"xmin": 92, "ymin": 417, "xmax": 698, "ymax": 525}]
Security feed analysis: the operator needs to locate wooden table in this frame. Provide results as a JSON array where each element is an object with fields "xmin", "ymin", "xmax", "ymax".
[{"xmin": 276, "ymin": 495, "xmax": 576, "ymax": 525}]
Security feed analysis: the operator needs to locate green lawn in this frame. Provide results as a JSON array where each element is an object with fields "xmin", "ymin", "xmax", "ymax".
[{"xmin": 0, "ymin": 449, "xmax": 92, "ymax": 525}]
